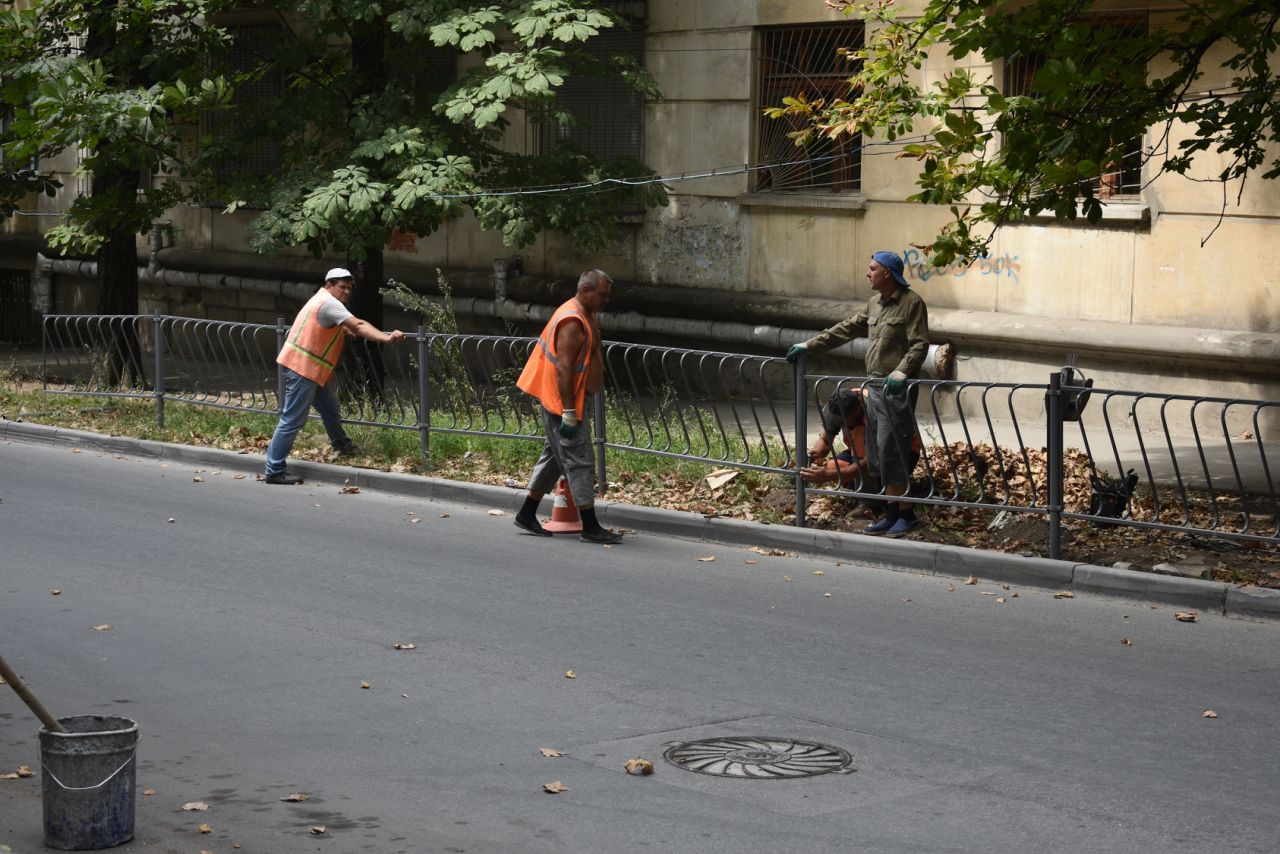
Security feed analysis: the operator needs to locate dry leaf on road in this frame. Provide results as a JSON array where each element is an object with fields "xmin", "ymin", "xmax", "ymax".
[
  {"xmin": 543, "ymin": 781, "xmax": 569, "ymax": 794},
  {"xmin": 360, "ymin": 681, "xmax": 371, "ymax": 689},
  {"xmin": 92, "ymin": 624, "xmax": 111, "ymax": 631},
  {"xmin": 995, "ymin": 597, "xmax": 1006, "ymax": 604},
  {"xmin": 439, "ymin": 512, "xmax": 450, "ymax": 518},
  {"xmin": 280, "ymin": 793, "xmax": 309, "ymax": 802},
  {"xmin": 748, "ymin": 546, "xmax": 793, "ymax": 557},
  {"xmin": 823, "ymin": 593, "xmax": 832, "ymax": 598},
  {"xmin": 744, "ymin": 559, "xmax": 757, "ymax": 565},
  {"xmin": 624, "ymin": 758, "xmax": 654, "ymax": 776},
  {"xmin": 697, "ymin": 556, "xmax": 716, "ymax": 563},
  {"xmin": 946, "ymin": 583, "xmax": 956, "ymax": 592},
  {"xmin": 1202, "ymin": 710, "xmax": 1219, "ymax": 718},
  {"xmin": 182, "ymin": 802, "xmax": 209, "ymax": 811},
  {"xmin": 964, "ymin": 576, "xmax": 978, "ymax": 585},
  {"xmin": 488, "ymin": 509, "xmax": 507, "ymax": 516},
  {"xmin": 783, "ymin": 576, "xmax": 792, "ymax": 582},
  {"xmin": 1121, "ymin": 638, "xmax": 1133, "ymax": 646},
  {"xmin": 143, "ymin": 788, "xmax": 157, "ymax": 796},
  {"xmin": 393, "ymin": 643, "xmax": 416, "ymax": 650},
  {"xmin": 1054, "ymin": 591, "xmax": 1075, "ymax": 599},
  {"xmin": 167, "ymin": 517, "xmax": 176, "ymax": 523},
  {"xmin": 564, "ymin": 671, "xmax": 577, "ymax": 679},
  {"xmin": 1175, "ymin": 611, "xmax": 1198, "ymax": 622},
  {"xmin": 192, "ymin": 476, "xmax": 204, "ymax": 483},
  {"xmin": 309, "ymin": 826, "xmax": 327, "ymax": 835},
  {"xmin": 812, "ymin": 570, "xmax": 824, "ymax": 576},
  {"xmin": 339, "ymin": 485, "xmax": 360, "ymax": 494},
  {"xmin": 539, "ymin": 748, "xmax": 564, "ymax": 758},
  {"xmin": 197, "ymin": 823, "xmax": 212, "ymax": 834},
  {"xmin": 51, "ymin": 589, "xmax": 61, "ymax": 595}
]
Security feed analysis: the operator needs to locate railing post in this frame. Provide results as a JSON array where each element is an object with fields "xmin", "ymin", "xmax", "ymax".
[
  {"xmin": 274, "ymin": 316, "xmax": 286, "ymax": 416},
  {"xmin": 793, "ymin": 352, "xmax": 808, "ymax": 528},
  {"xmin": 417, "ymin": 325, "xmax": 430, "ymax": 461},
  {"xmin": 1047, "ymin": 370, "xmax": 1064, "ymax": 560},
  {"xmin": 153, "ymin": 311, "xmax": 165, "ymax": 429},
  {"xmin": 593, "ymin": 391, "xmax": 607, "ymax": 497}
]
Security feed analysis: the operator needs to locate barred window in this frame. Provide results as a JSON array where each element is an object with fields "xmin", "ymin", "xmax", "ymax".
[
  {"xmin": 207, "ymin": 24, "xmax": 284, "ymax": 185},
  {"xmin": 537, "ymin": 13, "xmax": 645, "ymax": 161},
  {"xmin": 1004, "ymin": 14, "xmax": 1147, "ymax": 199},
  {"xmin": 755, "ymin": 23, "xmax": 863, "ymax": 193}
]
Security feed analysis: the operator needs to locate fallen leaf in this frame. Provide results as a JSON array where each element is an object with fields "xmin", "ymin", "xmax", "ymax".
[
  {"xmin": 143, "ymin": 788, "xmax": 157, "ymax": 796},
  {"xmin": 964, "ymin": 576, "xmax": 978, "ymax": 585},
  {"xmin": 72, "ymin": 448, "xmax": 81, "ymax": 454},
  {"xmin": 812, "ymin": 570, "xmax": 824, "ymax": 576},
  {"xmin": 946, "ymin": 583, "xmax": 956, "ymax": 592},
  {"xmin": 995, "ymin": 597, "xmax": 1006, "ymax": 604},
  {"xmin": 309, "ymin": 825, "xmax": 327, "ymax": 835},
  {"xmin": 339, "ymin": 485, "xmax": 360, "ymax": 494},
  {"xmin": 233, "ymin": 474, "xmax": 246, "ymax": 480},
  {"xmin": 167, "ymin": 517, "xmax": 176, "ymax": 523},
  {"xmin": 539, "ymin": 748, "xmax": 564, "ymax": 758},
  {"xmin": 51, "ymin": 589, "xmax": 61, "ymax": 596},
  {"xmin": 564, "ymin": 671, "xmax": 577, "ymax": 679},
  {"xmin": 201, "ymin": 850, "xmax": 214, "ymax": 854},
  {"xmin": 488, "ymin": 509, "xmax": 507, "ymax": 516},
  {"xmin": 401, "ymin": 693, "xmax": 409, "ymax": 698},
  {"xmin": 981, "ymin": 592, "xmax": 997, "ymax": 596},
  {"xmin": 360, "ymin": 681, "xmax": 371, "ymax": 689},
  {"xmin": 704, "ymin": 468, "xmax": 739, "ymax": 490},
  {"xmin": 280, "ymin": 793, "xmax": 309, "ymax": 802},
  {"xmin": 749, "ymin": 546, "xmax": 793, "ymax": 557},
  {"xmin": 1121, "ymin": 638, "xmax": 1133, "ymax": 646},
  {"xmin": 439, "ymin": 512, "xmax": 450, "ymax": 518},
  {"xmin": 183, "ymin": 802, "xmax": 210, "ymax": 811},
  {"xmin": 408, "ymin": 517, "xmax": 421, "ymax": 524},
  {"xmin": 1001, "ymin": 583, "xmax": 1010, "ymax": 590},
  {"xmin": 624, "ymin": 758, "xmax": 654, "ymax": 776},
  {"xmin": 0, "ymin": 773, "xmax": 17, "ymax": 780},
  {"xmin": 697, "ymin": 556, "xmax": 716, "ymax": 563},
  {"xmin": 1054, "ymin": 591, "xmax": 1075, "ymax": 599},
  {"xmin": 192, "ymin": 476, "xmax": 204, "ymax": 483},
  {"xmin": 543, "ymin": 781, "xmax": 569, "ymax": 794},
  {"xmin": 93, "ymin": 624, "xmax": 112, "ymax": 631},
  {"xmin": 744, "ymin": 559, "xmax": 757, "ymax": 565},
  {"xmin": 393, "ymin": 643, "xmax": 416, "ymax": 650},
  {"xmin": 783, "ymin": 576, "xmax": 792, "ymax": 582},
  {"xmin": 823, "ymin": 593, "xmax": 832, "ymax": 598},
  {"xmin": 1242, "ymin": 430, "xmax": 1254, "ymax": 440},
  {"xmin": 1175, "ymin": 611, "xmax": 1197, "ymax": 622},
  {"xmin": 198, "ymin": 823, "xmax": 212, "ymax": 834},
  {"xmin": 1202, "ymin": 710, "xmax": 1219, "ymax": 719}
]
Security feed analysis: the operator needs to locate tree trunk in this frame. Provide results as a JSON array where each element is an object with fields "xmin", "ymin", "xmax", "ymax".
[{"xmin": 94, "ymin": 167, "xmax": 143, "ymax": 388}]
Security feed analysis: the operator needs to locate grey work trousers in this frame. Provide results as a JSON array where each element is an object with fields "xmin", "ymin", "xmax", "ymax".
[{"xmin": 528, "ymin": 405, "xmax": 597, "ymax": 507}]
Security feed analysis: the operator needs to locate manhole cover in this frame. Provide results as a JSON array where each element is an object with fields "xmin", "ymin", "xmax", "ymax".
[{"xmin": 663, "ymin": 736, "xmax": 853, "ymax": 779}]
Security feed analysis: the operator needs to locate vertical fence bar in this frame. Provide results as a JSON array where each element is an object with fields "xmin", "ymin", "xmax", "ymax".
[
  {"xmin": 1046, "ymin": 371, "xmax": 1064, "ymax": 560},
  {"xmin": 593, "ymin": 391, "xmax": 607, "ymax": 496},
  {"xmin": 793, "ymin": 352, "xmax": 808, "ymax": 528},
  {"xmin": 274, "ymin": 316, "xmax": 286, "ymax": 416},
  {"xmin": 153, "ymin": 311, "xmax": 166, "ymax": 428},
  {"xmin": 417, "ymin": 325, "xmax": 430, "ymax": 461},
  {"xmin": 40, "ymin": 316, "xmax": 47, "ymax": 392}
]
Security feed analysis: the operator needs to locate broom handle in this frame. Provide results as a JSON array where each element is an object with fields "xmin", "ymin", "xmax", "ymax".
[{"xmin": 0, "ymin": 656, "xmax": 64, "ymax": 733}]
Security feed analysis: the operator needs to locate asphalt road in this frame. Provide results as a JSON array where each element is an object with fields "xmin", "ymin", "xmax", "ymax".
[{"xmin": 2, "ymin": 438, "xmax": 1279, "ymax": 854}]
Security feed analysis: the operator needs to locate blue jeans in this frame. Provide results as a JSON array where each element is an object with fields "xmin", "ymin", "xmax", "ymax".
[{"xmin": 265, "ymin": 368, "xmax": 351, "ymax": 476}]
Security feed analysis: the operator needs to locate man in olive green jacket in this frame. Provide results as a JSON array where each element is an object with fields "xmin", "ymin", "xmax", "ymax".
[{"xmin": 786, "ymin": 251, "xmax": 929, "ymax": 537}]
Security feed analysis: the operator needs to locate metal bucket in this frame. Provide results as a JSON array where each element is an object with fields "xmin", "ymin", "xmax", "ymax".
[{"xmin": 39, "ymin": 716, "xmax": 138, "ymax": 850}]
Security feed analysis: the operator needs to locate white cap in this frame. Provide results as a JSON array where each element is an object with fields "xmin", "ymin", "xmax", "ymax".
[{"xmin": 324, "ymin": 267, "xmax": 353, "ymax": 282}]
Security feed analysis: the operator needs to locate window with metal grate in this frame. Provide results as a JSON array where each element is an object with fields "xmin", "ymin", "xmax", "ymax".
[
  {"xmin": 206, "ymin": 24, "xmax": 285, "ymax": 187},
  {"xmin": 755, "ymin": 22, "xmax": 864, "ymax": 194},
  {"xmin": 1003, "ymin": 13, "xmax": 1148, "ymax": 200},
  {"xmin": 0, "ymin": 268, "xmax": 37, "ymax": 344}
]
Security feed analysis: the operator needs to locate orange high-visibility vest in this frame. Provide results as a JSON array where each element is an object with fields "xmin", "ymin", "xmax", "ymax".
[
  {"xmin": 277, "ymin": 288, "xmax": 346, "ymax": 386},
  {"xmin": 516, "ymin": 298, "xmax": 595, "ymax": 419}
]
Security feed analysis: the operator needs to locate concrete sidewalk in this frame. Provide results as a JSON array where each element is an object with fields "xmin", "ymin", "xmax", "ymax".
[{"xmin": 5, "ymin": 417, "xmax": 1278, "ymax": 621}]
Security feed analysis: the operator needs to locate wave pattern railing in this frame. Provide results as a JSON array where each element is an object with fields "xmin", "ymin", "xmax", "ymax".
[{"xmin": 39, "ymin": 313, "xmax": 1278, "ymax": 550}]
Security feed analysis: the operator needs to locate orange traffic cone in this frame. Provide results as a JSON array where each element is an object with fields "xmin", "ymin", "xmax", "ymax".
[{"xmin": 543, "ymin": 477, "xmax": 583, "ymax": 533}]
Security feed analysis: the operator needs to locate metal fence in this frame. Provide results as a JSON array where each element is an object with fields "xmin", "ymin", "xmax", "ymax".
[{"xmin": 40, "ymin": 313, "xmax": 1279, "ymax": 554}]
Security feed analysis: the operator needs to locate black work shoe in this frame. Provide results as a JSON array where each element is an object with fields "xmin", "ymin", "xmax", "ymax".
[
  {"xmin": 334, "ymin": 443, "xmax": 358, "ymax": 457},
  {"xmin": 264, "ymin": 472, "xmax": 303, "ymax": 485},
  {"xmin": 579, "ymin": 527, "xmax": 623, "ymax": 545},
  {"xmin": 514, "ymin": 515, "xmax": 553, "ymax": 537}
]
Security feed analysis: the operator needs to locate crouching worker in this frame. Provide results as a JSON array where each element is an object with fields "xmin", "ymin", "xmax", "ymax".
[
  {"xmin": 512, "ymin": 270, "xmax": 623, "ymax": 544},
  {"xmin": 264, "ymin": 268, "xmax": 405, "ymax": 485}
]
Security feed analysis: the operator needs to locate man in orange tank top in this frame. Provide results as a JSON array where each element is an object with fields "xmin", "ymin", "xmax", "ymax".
[
  {"xmin": 264, "ymin": 268, "xmax": 405, "ymax": 485},
  {"xmin": 513, "ymin": 270, "xmax": 622, "ymax": 544}
]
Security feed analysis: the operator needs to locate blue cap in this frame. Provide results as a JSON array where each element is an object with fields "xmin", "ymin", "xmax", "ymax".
[{"xmin": 871, "ymin": 251, "xmax": 908, "ymax": 288}]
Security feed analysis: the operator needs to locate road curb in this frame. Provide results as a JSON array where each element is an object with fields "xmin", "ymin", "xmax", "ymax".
[{"xmin": 5, "ymin": 417, "xmax": 1277, "ymax": 621}]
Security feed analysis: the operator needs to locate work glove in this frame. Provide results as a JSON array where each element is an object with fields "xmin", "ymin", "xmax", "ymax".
[
  {"xmin": 558, "ymin": 410, "xmax": 579, "ymax": 439},
  {"xmin": 785, "ymin": 343, "xmax": 807, "ymax": 363},
  {"xmin": 884, "ymin": 370, "xmax": 907, "ymax": 397}
]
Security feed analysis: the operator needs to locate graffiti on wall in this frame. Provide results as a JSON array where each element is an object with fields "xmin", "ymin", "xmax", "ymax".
[{"xmin": 902, "ymin": 248, "xmax": 1021, "ymax": 283}]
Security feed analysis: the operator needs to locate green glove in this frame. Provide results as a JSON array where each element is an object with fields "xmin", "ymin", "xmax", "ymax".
[
  {"xmin": 558, "ymin": 410, "xmax": 579, "ymax": 439},
  {"xmin": 785, "ymin": 343, "xmax": 807, "ymax": 363},
  {"xmin": 884, "ymin": 370, "xmax": 907, "ymax": 397}
]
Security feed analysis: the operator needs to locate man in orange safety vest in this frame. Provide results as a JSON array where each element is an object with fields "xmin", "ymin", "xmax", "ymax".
[{"xmin": 513, "ymin": 269, "xmax": 622, "ymax": 544}]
